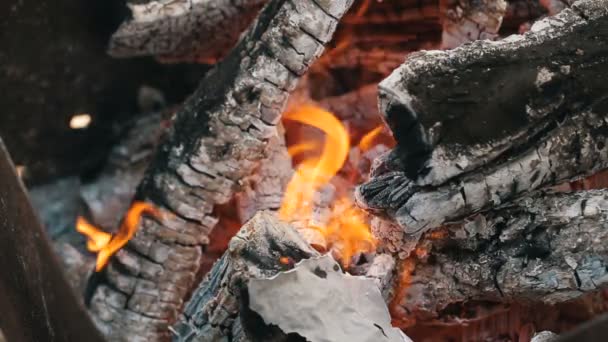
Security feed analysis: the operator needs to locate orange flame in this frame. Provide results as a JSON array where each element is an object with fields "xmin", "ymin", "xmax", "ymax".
[
  {"xmin": 358, "ymin": 125, "xmax": 384, "ymax": 152},
  {"xmin": 76, "ymin": 217, "xmax": 111, "ymax": 252},
  {"xmin": 280, "ymin": 104, "xmax": 375, "ymax": 266},
  {"xmin": 76, "ymin": 201, "xmax": 161, "ymax": 271},
  {"xmin": 287, "ymin": 141, "xmax": 321, "ymax": 158}
]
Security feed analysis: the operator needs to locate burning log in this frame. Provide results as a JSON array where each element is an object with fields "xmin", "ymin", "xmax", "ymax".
[
  {"xmin": 109, "ymin": 0, "xmax": 267, "ymax": 63},
  {"xmin": 357, "ymin": 0, "xmax": 608, "ymax": 234},
  {"xmin": 391, "ymin": 190, "xmax": 608, "ymax": 323},
  {"xmin": 29, "ymin": 112, "xmax": 169, "ymax": 296},
  {"xmin": 171, "ymin": 211, "xmax": 319, "ymax": 340},
  {"xmin": 88, "ymin": 0, "xmax": 355, "ymax": 339},
  {"xmin": 172, "ymin": 211, "xmax": 409, "ymax": 342},
  {"xmin": 353, "ymin": 0, "xmax": 608, "ymax": 325}
]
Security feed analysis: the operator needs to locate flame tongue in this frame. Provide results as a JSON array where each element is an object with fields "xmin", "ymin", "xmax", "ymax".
[
  {"xmin": 76, "ymin": 201, "xmax": 161, "ymax": 271},
  {"xmin": 76, "ymin": 217, "xmax": 112, "ymax": 252},
  {"xmin": 280, "ymin": 104, "xmax": 375, "ymax": 266}
]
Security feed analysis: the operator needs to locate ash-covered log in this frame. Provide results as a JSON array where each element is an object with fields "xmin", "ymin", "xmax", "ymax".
[
  {"xmin": 172, "ymin": 211, "xmax": 319, "ymax": 341},
  {"xmin": 357, "ymin": 0, "xmax": 608, "ymax": 234},
  {"xmin": 439, "ymin": 0, "xmax": 508, "ymax": 48},
  {"xmin": 389, "ymin": 190, "xmax": 608, "ymax": 323},
  {"xmin": 109, "ymin": 0, "xmax": 266, "ymax": 63},
  {"xmin": 351, "ymin": 0, "xmax": 608, "ymax": 327},
  {"xmin": 88, "ymin": 0, "xmax": 355, "ymax": 340}
]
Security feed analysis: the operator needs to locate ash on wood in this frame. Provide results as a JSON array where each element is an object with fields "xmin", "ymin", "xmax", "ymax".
[
  {"xmin": 172, "ymin": 211, "xmax": 319, "ymax": 341},
  {"xmin": 350, "ymin": 0, "xmax": 608, "ymax": 326},
  {"xmin": 390, "ymin": 190, "xmax": 608, "ymax": 323},
  {"xmin": 357, "ymin": 0, "xmax": 608, "ymax": 234},
  {"xmin": 173, "ymin": 212, "xmax": 409, "ymax": 342},
  {"xmin": 89, "ymin": 0, "xmax": 355, "ymax": 340}
]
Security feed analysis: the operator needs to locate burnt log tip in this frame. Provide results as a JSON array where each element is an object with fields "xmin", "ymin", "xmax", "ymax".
[
  {"xmin": 359, "ymin": 0, "xmax": 608, "ymax": 234},
  {"xmin": 378, "ymin": 0, "xmax": 607, "ymax": 182}
]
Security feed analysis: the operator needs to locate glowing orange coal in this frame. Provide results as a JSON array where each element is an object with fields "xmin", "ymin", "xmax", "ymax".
[
  {"xmin": 76, "ymin": 201, "xmax": 161, "ymax": 271},
  {"xmin": 280, "ymin": 104, "xmax": 376, "ymax": 266}
]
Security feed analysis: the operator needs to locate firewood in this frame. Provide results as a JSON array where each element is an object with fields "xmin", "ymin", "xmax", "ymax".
[
  {"xmin": 109, "ymin": 0, "xmax": 267, "ymax": 63},
  {"xmin": 170, "ymin": 211, "xmax": 319, "ymax": 341},
  {"xmin": 439, "ymin": 0, "xmax": 508, "ymax": 49},
  {"xmin": 356, "ymin": 0, "xmax": 608, "ymax": 234},
  {"xmin": 234, "ymin": 133, "xmax": 292, "ymax": 223},
  {"xmin": 88, "ymin": 0, "xmax": 354, "ymax": 340},
  {"xmin": 389, "ymin": 189, "xmax": 608, "ymax": 323},
  {"xmin": 172, "ymin": 211, "xmax": 409, "ymax": 342}
]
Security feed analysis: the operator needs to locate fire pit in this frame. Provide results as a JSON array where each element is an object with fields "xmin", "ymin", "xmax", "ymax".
[{"xmin": 2, "ymin": 0, "xmax": 608, "ymax": 341}]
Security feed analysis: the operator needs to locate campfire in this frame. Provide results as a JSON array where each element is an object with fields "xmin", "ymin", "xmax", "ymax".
[{"xmin": 2, "ymin": 0, "xmax": 608, "ymax": 341}]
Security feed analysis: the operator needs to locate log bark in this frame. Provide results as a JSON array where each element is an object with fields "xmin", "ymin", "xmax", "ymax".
[
  {"xmin": 89, "ymin": 0, "xmax": 354, "ymax": 340},
  {"xmin": 439, "ymin": 0, "xmax": 508, "ymax": 49},
  {"xmin": 390, "ymin": 189, "xmax": 608, "ymax": 323},
  {"xmin": 172, "ymin": 212, "xmax": 407, "ymax": 342},
  {"xmin": 356, "ymin": 0, "xmax": 608, "ymax": 234}
]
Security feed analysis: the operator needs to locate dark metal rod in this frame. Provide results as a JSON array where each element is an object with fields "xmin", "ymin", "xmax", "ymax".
[{"xmin": 0, "ymin": 138, "xmax": 105, "ymax": 342}]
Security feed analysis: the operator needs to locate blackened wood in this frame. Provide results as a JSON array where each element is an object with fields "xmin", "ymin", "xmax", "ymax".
[
  {"xmin": 88, "ymin": 0, "xmax": 354, "ymax": 340},
  {"xmin": 357, "ymin": 0, "xmax": 608, "ymax": 234},
  {"xmin": 172, "ymin": 211, "xmax": 319, "ymax": 341},
  {"xmin": 0, "ymin": 139, "xmax": 105, "ymax": 342},
  {"xmin": 109, "ymin": 0, "xmax": 267, "ymax": 63},
  {"xmin": 389, "ymin": 190, "xmax": 608, "ymax": 323}
]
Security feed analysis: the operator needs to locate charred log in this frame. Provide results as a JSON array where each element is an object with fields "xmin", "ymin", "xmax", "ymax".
[
  {"xmin": 109, "ymin": 0, "xmax": 267, "ymax": 63},
  {"xmin": 89, "ymin": 0, "xmax": 354, "ymax": 340},
  {"xmin": 171, "ymin": 211, "xmax": 319, "ymax": 341},
  {"xmin": 172, "ymin": 212, "xmax": 408, "ymax": 342},
  {"xmin": 357, "ymin": 0, "xmax": 608, "ymax": 234},
  {"xmin": 389, "ymin": 190, "xmax": 608, "ymax": 323},
  {"xmin": 108, "ymin": 0, "xmax": 546, "ymax": 70},
  {"xmin": 29, "ymin": 112, "xmax": 169, "ymax": 296}
]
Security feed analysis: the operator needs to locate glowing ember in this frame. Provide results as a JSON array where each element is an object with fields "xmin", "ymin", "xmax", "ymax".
[
  {"xmin": 76, "ymin": 201, "xmax": 161, "ymax": 271},
  {"xmin": 390, "ymin": 259, "xmax": 416, "ymax": 327},
  {"xmin": 280, "ymin": 104, "xmax": 376, "ymax": 266},
  {"xmin": 279, "ymin": 256, "xmax": 291, "ymax": 265}
]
